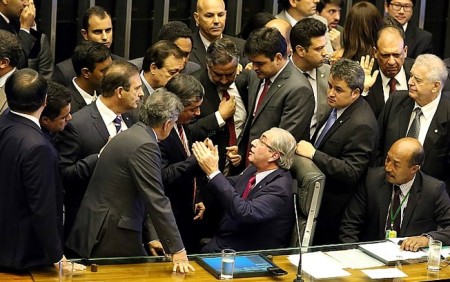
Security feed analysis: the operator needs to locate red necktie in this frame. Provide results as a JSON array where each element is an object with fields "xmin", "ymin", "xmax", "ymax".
[
  {"xmin": 388, "ymin": 78, "xmax": 397, "ymax": 96},
  {"xmin": 254, "ymin": 79, "xmax": 271, "ymax": 115},
  {"xmin": 242, "ymin": 175, "xmax": 256, "ymax": 199},
  {"xmin": 222, "ymin": 90, "xmax": 237, "ymax": 146}
]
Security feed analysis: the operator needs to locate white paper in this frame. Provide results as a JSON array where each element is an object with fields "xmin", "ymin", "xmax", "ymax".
[
  {"xmin": 359, "ymin": 241, "xmax": 428, "ymax": 262},
  {"xmin": 288, "ymin": 252, "xmax": 351, "ymax": 279},
  {"xmin": 325, "ymin": 249, "xmax": 385, "ymax": 269},
  {"xmin": 361, "ymin": 268, "xmax": 408, "ymax": 279}
]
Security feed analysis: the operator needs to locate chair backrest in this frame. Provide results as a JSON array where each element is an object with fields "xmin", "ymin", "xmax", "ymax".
[{"xmin": 289, "ymin": 155, "xmax": 325, "ymax": 248}]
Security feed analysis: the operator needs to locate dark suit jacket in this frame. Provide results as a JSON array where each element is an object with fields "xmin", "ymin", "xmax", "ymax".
[
  {"xmin": 404, "ymin": 24, "xmax": 433, "ymax": 59},
  {"xmin": 340, "ymin": 167, "xmax": 450, "ymax": 244},
  {"xmin": 67, "ymin": 80, "xmax": 87, "ymax": 114},
  {"xmin": 190, "ymin": 31, "xmax": 247, "ymax": 70},
  {"xmin": 365, "ymin": 58, "xmax": 414, "ymax": 118},
  {"xmin": 202, "ymin": 166, "xmax": 294, "ymax": 253},
  {"xmin": 52, "ymin": 53, "xmax": 123, "ymax": 87},
  {"xmin": 378, "ymin": 91, "xmax": 450, "ymax": 189},
  {"xmin": 66, "ymin": 122, "xmax": 184, "ymax": 258},
  {"xmin": 311, "ymin": 97, "xmax": 379, "ymax": 245},
  {"xmin": 55, "ymin": 102, "xmax": 134, "ymax": 237},
  {"xmin": 0, "ymin": 17, "xmax": 36, "ymax": 69},
  {"xmin": 190, "ymin": 68, "xmax": 248, "ymax": 170},
  {"xmin": 0, "ymin": 112, "xmax": 63, "ymax": 269},
  {"xmin": 241, "ymin": 61, "xmax": 314, "ymax": 150}
]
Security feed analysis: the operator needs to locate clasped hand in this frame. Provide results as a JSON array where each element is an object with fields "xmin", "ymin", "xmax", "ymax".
[{"xmin": 192, "ymin": 139, "xmax": 219, "ymax": 175}]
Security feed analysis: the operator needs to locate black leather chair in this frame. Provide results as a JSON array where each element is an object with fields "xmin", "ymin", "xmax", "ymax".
[{"xmin": 289, "ymin": 155, "xmax": 325, "ymax": 248}]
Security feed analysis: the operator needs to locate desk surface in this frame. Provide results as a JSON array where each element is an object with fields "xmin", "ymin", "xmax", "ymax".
[{"xmin": 2, "ymin": 255, "xmax": 450, "ymax": 281}]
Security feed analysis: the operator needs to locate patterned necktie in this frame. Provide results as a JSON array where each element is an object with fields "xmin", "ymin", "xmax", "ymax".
[
  {"xmin": 386, "ymin": 185, "xmax": 402, "ymax": 232},
  {"xmin": 314, "ymin": 109, "xmax": 337, "ymax": 148},
  {"xmin": 0, "ymin": 86, "xmax": 7, "ymax": 114},
  {"xmin": 242, "ymin": 175, "xmax": 256, "ymax": 199},
  {"xmin": 222, "ymin": 90, "xmax": 237, "ymax": 146},
  {"xmin": 177, "ymin": 125, "xmax": 190, "ymax": 156},
  {"xmin": 406, "ymin": 107, "xmax": 423, "ymax": 139},
  {"xmin": 113, "ymin": 115, "xmax": 122, "ymax": 133},
  {"xmin": 254, "ymin": 79, "xmax": 271, "ymax": 114},
  {"xmin": 388, "ymin": 78, "xmax": 397, "ymax": 96}
]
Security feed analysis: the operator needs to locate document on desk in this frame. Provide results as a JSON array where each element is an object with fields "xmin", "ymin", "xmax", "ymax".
[
  {"xmin": 288, "ymin": 252, "xmax": 351, "ymax": 279},
  {"xmin": 359, "ymin": 240, "xmax": 428, "ymax": 265},
  {"xmin": 325, "ymin": 249, "xmax": 385, "ymax": 269},
  {"xmin": 361, "ymin": 268, "xmax": 407, "ymax": 279}
]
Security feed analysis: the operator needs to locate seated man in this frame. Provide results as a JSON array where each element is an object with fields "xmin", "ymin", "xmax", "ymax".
[
  {"xmin": 340, "ymin": 137, "xmax": 450, "ymax": 251},
  {"xmin": 192, "ymin": 127, "xmax": 296, "ymax": 253}
]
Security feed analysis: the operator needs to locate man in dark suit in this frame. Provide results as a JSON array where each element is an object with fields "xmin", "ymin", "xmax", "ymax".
[
  {"xmin": 378, "ymin": 54, "xmax": 450, "ymax": 190},
  {"xmin": 192, "ymin": 127, "xmax": 296, "ymax": 253},
  {"xmin": 0, "ymin": 0, "xmax": 36, "ymax": 69},
  {"xmin": 160, "ymin": 74, "xmax": 205, "ymax": 253},
  {"xmin": 130, "ymin": 21, "xmax": 201, "ymax": 75},
  {"xmin": 385, "ymin": 0, "xmax": 433, "ymax": 59},
  {"xmin": 340, "ymin": 138, "xmax": 450, "ymax": 249},
  {"xmin": 191, "ymin": 0, "xmax": 247, "ymax": 70},
  {"xmin": 0, "ymin": 30, "xmax": 21, "ymax": 114},
  {"xmin": 56, "ymin": 61, "xmax": 141, "ymax": 239},
  {"xmin": 317, "ymin": 0, "xmax": 344, "ymax": 52},
  {"xmin": 290, "ymin": 17, "xmax": 331, "ymax": 137},
  {"xmin": 296, "ymin": 59, "xmax": 379, "ymax": 245},
  {"xmin": 66, "ymin": 89, "xmax": 194, "ymax": 273},
  {"xmin": 363, "ymin": 25, "xmax": 414, "ymax": 118},
  {"xmin": 68, "ymin": 41, "xmax": 112, "ymax": 114},
  {"xmin": 242, "ymin": 27, "xmax": 314, "ymax": 155},
  {"xmin": 52, "ymin": 6, "xmax": 123, "ymax": 86},
  {"xmin": 0, "ymin": 69, "xmax": 84, "ymax": 273}
]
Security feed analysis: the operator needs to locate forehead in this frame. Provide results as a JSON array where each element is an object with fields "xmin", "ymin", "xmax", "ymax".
[
  {"xmin": 210, "ymin": 59, "xmax": 238, "ymax": 71},
  {"xmin": 162, "ymin": 55, "xmax": 184, "ymax": 68},
  {"xmin": 88, "ymin": 14, "xmax": 112, "ymax": 30},
  {"xmin": 129, "ymin": 73, "xmax": 141, "ymax": 86},
  {"xmin": 329, "ymin": 75, "xmax": 350, "ymax": 89},
  {"xmin": 198, "ymin": 0, "xmax": 225, "ymax": 13},
  {"xmin": 410, "ymin": 64, "xmax": 427, "ymax": 79},
  {"xmin": 387, "ymin": 145, "xmax": 410, "ymax": 164},
  {"xmin": 185, "ymin": 99, "xmax": 203, "ymax": 110},
  {"xmin": 324, "ymin": 3, "xmax": 342, "ymax": 10},
  {"xmin": 309, "ymin": 36, "xmax": 327, "ymax": 48},
  {"xmin": 55, "ymin": 104, "xmax": 71, "ymax": 118},
  {"xmin": 390, "ymin": 0, "xmax": 414, "ymax": 5},
  {"xmin": 174, "ymin": 38, "xmax": 192, "ymax": 51},
  {"xmin": 248, "ymin": 54, "xmax": 271, "ymax": 63}
]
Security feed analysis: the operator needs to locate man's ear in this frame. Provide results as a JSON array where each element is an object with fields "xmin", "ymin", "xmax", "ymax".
[
  {"xmin": 81, "ymin": 29, "xmax": 88, "ymax": 41},
  {"xmin": 81, "ymin": 67, "xmax": 90, "ymax": 79}
]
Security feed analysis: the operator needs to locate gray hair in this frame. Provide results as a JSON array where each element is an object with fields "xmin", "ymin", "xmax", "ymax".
[
  {"xmin": 139, "ymin": 88, "xmax": 183, "ymax": 127},
  {"xmin": 330, "ymin": 59, "xmax": 365, "ymax": 92},
  {"xmin": 165, "ymin": 74, "xmax": 204, "ymax": 106},
  {"xmin": 414, "ymin": 54, "xmax": 448, "ymax": 90},
  {"xmin": 206, "ymin": 37, "xmax": 240, "ymax": 66},
  {"xmin": 266, "ymin": 127, "xmax": 296, "ymax": 169}
]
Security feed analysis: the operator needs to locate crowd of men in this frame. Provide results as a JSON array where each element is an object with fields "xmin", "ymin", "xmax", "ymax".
[{"xmin": 1, "ymin": 0, "xmax": 450, "ymax": 274}]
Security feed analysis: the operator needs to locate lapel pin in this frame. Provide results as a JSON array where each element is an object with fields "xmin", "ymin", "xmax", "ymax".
[
  {"xmin": 435, "ymin": 129, "xmax": 438, "ymax": 133},
  {"xmin": 320, "ymin": 73, "xmax": 324, "ymax": 78}
]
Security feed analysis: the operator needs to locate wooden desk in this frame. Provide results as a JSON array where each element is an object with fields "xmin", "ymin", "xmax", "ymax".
[{"xmin": 2, "ymin": 255, "xmax": 450, "ymax": 281}]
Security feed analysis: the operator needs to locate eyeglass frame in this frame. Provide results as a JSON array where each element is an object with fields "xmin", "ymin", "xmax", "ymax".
[
  {"xmin": 389, "ymin": 2, "xmax": 413, "ymax": 12},
  {"xmin": 257, "ymin": 136, "xmax": 284, "ymax": 156}
]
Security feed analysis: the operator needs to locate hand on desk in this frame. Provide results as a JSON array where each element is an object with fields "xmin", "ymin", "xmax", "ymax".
[
  {"xmin": 148, "ymin": 240, "xmax": 166, "ymax": 256},
  {"xmin": 54, "ymin": 255, "xmax": 86, "ymax": 273},
  {"xmin": 399, "ymin": 236, "xmax": 430, "ymax": 252},
  {"xmin": 172, "ymin": 250, "xmax": 195, "ymax": 273}
]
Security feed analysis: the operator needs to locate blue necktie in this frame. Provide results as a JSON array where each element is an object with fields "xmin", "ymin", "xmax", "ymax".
[
  {"xmin": 113, "ymin": 115, "xmax": 122, "ymax": 133},
  {"xmin": 314, "ymin": 109, "xmax": 337, "ymax": 148}
]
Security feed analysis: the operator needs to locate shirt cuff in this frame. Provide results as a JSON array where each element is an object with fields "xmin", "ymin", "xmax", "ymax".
[
  {"xmin": 208, "ymin": 170, "xmax": 221, "ymax": 181},
  {"xmin": 361, "ymin": 90, "xmax": 369, "ymax": 97},
  {"xmin": 215, "ymin": 111, "xmax": 226, "ymax": 127}
]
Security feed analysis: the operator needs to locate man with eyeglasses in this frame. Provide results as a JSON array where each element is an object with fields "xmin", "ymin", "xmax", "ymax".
[
  {"xmin": 192, "ymin": 127, "xmax": 296, "ymax": 253},
  {"xmin": 385, "ymin": 0, "xmax": 433, "ymax": 59},
  {"xmin": 362, "ymin": 25, "xmax": 414, "ymax": 118},
  {"xmin": 66, "ymin": 89, "xmax": 195, "ymax": 273}
]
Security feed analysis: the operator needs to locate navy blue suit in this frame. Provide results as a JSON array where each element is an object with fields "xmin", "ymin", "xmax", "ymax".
[{"xmin": 202, "ymin": 166, "xmax": 294, "ymax": 253}]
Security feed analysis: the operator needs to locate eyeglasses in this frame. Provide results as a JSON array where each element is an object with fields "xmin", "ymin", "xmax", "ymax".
[
  {"xmin": 257, "ymin": 137, "xmax": 284, "ymax": 155},
  {"xmin": 389, "ymin": 3, "xmax": 413, "ymax": 12}
]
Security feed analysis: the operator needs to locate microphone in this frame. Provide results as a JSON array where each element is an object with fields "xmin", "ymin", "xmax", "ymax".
[{"xmin": 293, "ymin": 193, "xmax": 304, "ymax": 282}]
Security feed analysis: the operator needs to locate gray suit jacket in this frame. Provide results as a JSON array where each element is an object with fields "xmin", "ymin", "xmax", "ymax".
[
  {"xmin": 315, "ymin": 64, "xmax": 331, "ymax": 132},
  {"xmin": 66, "ymin": 122, "xmax": 184, "ymax": 258}
]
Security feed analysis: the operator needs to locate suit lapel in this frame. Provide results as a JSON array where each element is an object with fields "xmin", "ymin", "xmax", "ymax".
[
  {"xmin": 246, "ymin": 168, "xmax": 285, "ymax": 199},
  {"xmin": 90, "ymin": 103, "xmax": 110, "ymax": 141},
  {"xmin": 378, "ymin": 180, "xmax": 393, "ymax": 238},
  {"xmin": 400, "ymin": 174, "xmax": 422, "ymax": 236},
  {"xmin": 316, "ymin": 65, "xmax": 330, "ymax": 124},
  {"xmin": 192, "ymin": 31, "xmax": 207, "ymax": 69},
  {"xmin": 423, "ymin": 95, "xmax": 448, "ymax": 154},
  {"xmin": 398, "ymin": 98, "xmax": 415, "ymax": 136}
]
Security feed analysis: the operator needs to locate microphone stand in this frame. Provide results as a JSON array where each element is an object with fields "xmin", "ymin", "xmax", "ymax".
[{"xmin": 293, "ymin": 193, "xmax": 304, "ymax": 282}]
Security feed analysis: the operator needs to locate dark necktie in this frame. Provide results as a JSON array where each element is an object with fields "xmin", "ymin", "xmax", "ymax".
[
  {"xmin": 388, "ymin": 78, "xmax": 397, "ymax": 96},
  {"xmin": 406, "ymin": 107, "xmax": 423, "ymax": 139},
  {"xmin": 222, "ymin": 90, "xmax": 237, "ymax": 146},
  {"xmin": 177, "ymin": 125, "xmax": 190, "ymax": 156},
  {"xmin": 242, "ymin": 175, "xmax": 256, "ymax": 199},
  {"xmin": 387, "ymin": 185, "xmax": 402, "ymax": 232},
  {"xmin": 254, "ymin": 79, "xmax": 271, "ymax": 115},
  {"xmin": 314, "ymin": 109, "xmax": 337, "ymax": 148},
  {"xmin": 113, "ymin": 115, "xmax": 122, "ymax": 133}
]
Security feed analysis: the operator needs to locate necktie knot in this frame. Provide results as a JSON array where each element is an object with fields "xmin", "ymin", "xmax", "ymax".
[
  {"xmin": 394, "ymin": 185, "xmax": 401, "ymax": 196},
  {"xmin": 113, "ymin": 115, "xmax": 122, "ymax": 133},
  {"xmin": 222, "ymin": 89, "xmax": 230, "ymax": 100},
  {"xmin": 406, "ymin": 107, "xmax": 422, "ymax": 139},
  {"xmin": 314, "ymin": 109, "xmax": 337, "ymax": 148},
  {"xmin": 242, "ymin": 175, "xmax": 256, "ymax": 199}
]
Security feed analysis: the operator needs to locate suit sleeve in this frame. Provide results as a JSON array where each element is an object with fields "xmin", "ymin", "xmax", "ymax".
[
  {"xmin": 188, "ymin": 113, "xmax": 222, "ymax": 142},
  {"xmin": 339, "ymin": 176, "xmax": 370, "ymax": 243},
  {"xmin": 56, "ymin": 123, "xmax": 99, "ymax": 182},
  {"xmin": 428, "ymin": 182, "xmax": 450, "ymax": 244},
  {"xmin": 52, "ymin": 64, "xmax": 70, "ymax": 87},
  {"xmin": 128, "ymin": 142, "xmax": 184, "ymax": 254},
  {"xmin": 208, "ymin": 173, "xmax": 291, "ymax": 223},
  {"xmin": 23, "ymin": 143, "xmax": 63, "ymax": 263},
  {"xmin": 16, "ymin": 30, "xmax": 36, "ymax": 69}
]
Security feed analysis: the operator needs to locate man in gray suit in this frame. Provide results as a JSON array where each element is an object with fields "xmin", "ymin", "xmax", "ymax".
[
  {"xmin": 66, "ymin": 89, "xmax": 195, "ymax": 273},
  {"xmin": 290, "ymin": 18, "xmax": 331, "ymax": 137}
]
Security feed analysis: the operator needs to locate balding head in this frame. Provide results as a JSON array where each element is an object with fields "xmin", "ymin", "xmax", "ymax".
[
  {"xmin": 194, "ymin": 0, "xmax": 226, "ymax": 42},
  {"xmin": 385, "ymin": 137, "xmax": 423, "ymax": 184},
  {"xmin": 265, "ymin": 19, "xmax": 292, "ymax": 55}
]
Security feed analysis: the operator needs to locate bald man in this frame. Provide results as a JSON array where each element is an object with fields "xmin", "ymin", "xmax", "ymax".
[
  {"xmin": 191, "ymin": 0, "xmax": 247, "ymax": 69},
  {"xmin": 340, "ymin": 138, "xmax": 450, "ymax": 251},
  {"xmin": 265, "ymin": 19, "xmax": 292, "ymax": 56}
]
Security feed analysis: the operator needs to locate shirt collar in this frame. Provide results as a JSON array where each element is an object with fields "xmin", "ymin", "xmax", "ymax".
[
  {"xmin": 140, "ymin": 71, "xmax": 155, "ymax": 94},
  {"xmin": 0, "ymin": 12, "xmax": 9, "ymax": 23},
  {"xmin": 398, "ymin": 175, "xmax": 415, "ymax": 196},
  {"xmin": 72, "ymin": 78, "xmax": 97, "ymax": 104},
  {"xmin": 9, "ymin": 110, "xmax": 41, "ymax": 128},
  {"xmin": 0, "ymin": 68, "xmax": 16, "ymax": 87},
  {"xmin": 414, "ymin": 93, "xmax": 441, "ymax": 121},
  {"xmin": 282, "ymin": 10, "xmax": 298, "ymax": 26},
  {"xmin": 96, "ymin": 96, "xmax": 118, "ymax": 125},
  {"xmin": 255, "ymin": 169, "xmax": 277, "ymax": 186},
  {"xmin": 266, "ymin": 60, "xmax": 289, "ymax": 84},
  {"xmin": 199, "ymin": 31, "xmax": 222, "ymax": 50}
]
